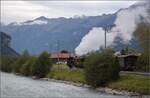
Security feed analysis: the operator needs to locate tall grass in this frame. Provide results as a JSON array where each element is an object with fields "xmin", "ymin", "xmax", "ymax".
[
  {"xmin": 109, "ymin": 75, "xmax": 150, "ymax": 95},
  {"xmin": 47, "ymin": 64, "xmax": 86, "ymax": 83}
]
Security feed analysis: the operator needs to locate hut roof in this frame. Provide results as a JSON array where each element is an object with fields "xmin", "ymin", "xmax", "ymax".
[
  {"xmin": 50, "ymin": 53, "xmax": 77, "ymax": 59},
  {"xmin": 117, "ymin": 53, "xmax": 141, "ymax": 58}
]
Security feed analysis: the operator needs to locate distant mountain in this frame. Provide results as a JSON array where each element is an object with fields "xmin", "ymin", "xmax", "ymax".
[
  {"xmin": 1, "ymin": 14, "xmax": 116, "ymax": 54},
  {"xmin": 1, "ymin": 0, "xmax": 145, "ymax": 55}
]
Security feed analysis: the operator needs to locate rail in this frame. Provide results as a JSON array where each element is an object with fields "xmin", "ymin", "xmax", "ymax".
[{"xmin": 120, "ymin": 71, "xmax": 150, "ymax": 76}]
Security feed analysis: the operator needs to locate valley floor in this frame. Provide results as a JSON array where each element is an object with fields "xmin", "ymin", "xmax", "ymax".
[{"xmin": 47, "ymin": 64, "xmax": 150, "ymax": 95}]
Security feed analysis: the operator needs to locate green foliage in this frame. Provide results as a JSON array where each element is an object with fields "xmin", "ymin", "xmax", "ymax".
[
  {"xmin": 13, "ymin": 50, "xmax": 30, "ymax": 73},
  {"xmin": 48, "ymin": 64, "xmax": 149, "ymax": 95},
  {"xmin": 1, "ymin": 50, "xmax": 52, "ymax": 78},
  {"xmin": 109, "ymin": 74, "xmax": 150, "ymax": 95},
  {"xmin": 33, "ymin": 51, "xmax": 52, "ymax": 78},
  {"xmin": 20, "ymin": 56, "xmax": 37, "ymax": 76},
  {"xmin": 137, "ymin": 53, "xmax": 149, "ymax": 72},
  {"xmin": 134, "ymin": 22, "xmax": 150, "ymax": 53},
  {"xmin": 84, "ymin": 51, "xmax": 120, "ymax": 87},
  {"xmin": 134, "ymin": 22, "xmax": 150, "ymax": 72},
  {"xmin": 75, "ymin": 57, "xmax": 85, "ymax": 68},
  {"xmin": 47, "ymin": 64, "xmax": 86, "ymax": 83},
  {"xmin": 29, "ymin": 56, "xmax": 38, "ymax": 75},
  {"xmin": 0, "ymin": 56, "xmax": 16, "ymax": 72},
  {"xmin": 124, "ymin": 46, "xmax": 138, "ymax": 54},
  {"xmin": 67, "ymin": 57, "xmax": 75, "ymax": 69}
]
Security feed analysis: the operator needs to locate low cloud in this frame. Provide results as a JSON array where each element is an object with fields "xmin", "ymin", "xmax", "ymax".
[
  {"xmin": 1, "ymin": 1, "xmax": 137, "ymax": 24},
  {"xmin": 75, "ymin": 1, "xmax": 149, "ymax": 55}
]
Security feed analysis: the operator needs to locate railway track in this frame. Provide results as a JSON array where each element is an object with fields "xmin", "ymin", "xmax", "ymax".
[{"xmin": 120, "ymin": 71, "xmax": 150, "ymax": 76}]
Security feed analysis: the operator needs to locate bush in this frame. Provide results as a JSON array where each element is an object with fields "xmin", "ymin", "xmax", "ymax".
[
  {"xmin": 136, "ymin": 53, "xmax": 149, "ymax": 72},
  {"xmin": 20, "ymin": 56, "xmax": 37, "ymax": 76},
  {"xmin": 13, "ymin": 50, "xmax": 30, "ymax": 73},
  {"xmin": 84, "ymin": 51, "xmax": 120, "ymax": 87},
  {"xmin": 33, "ymin": 51, "xmax": 52, "ymax": 78},
  {"xmin": 134, "ymin": 22, "xmax": 149, "ymax": 72},
  {"xmin": 1, "ymin": 50, "xmax": 53, "ymax": 78},
  {"xmin": 0, "ymin": 56, "xmax": 16, "ymax": 72},
  {"xmin": 27, "ymin": 57, "xmax": 37, "ymax": 75},
  {"xmin": 75, "ymin": 57, "xmax": 85, "ymax": 68}
]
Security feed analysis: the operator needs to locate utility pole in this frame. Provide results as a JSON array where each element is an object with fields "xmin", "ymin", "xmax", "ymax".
[
  {"xmin": 57, "ymin": 40, "xmax": 60, "ymax": 63},
  {"xmin": 49, "ymin": 43, "xmax": 51, "ymax": 53},
  {"xmin": 103, "ymin": 25, "xmax": 118, "ymax": 49},
  {"xmin": 104, "ymin": 28, "xmax": 107, "ymax": 49},
  {"xmin": 103, "ymin": 27, "xmax": 109, "ymax": 49}
]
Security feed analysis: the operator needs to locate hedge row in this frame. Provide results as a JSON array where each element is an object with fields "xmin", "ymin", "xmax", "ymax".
[{"xmin": 0, "ymin": 51, "xmax": 52, "ymax": 78}]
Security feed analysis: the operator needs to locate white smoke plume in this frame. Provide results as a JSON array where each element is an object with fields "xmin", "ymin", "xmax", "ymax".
[{"xmin": 75, "ymin": 1, "xmax": 149, "ymax": 55}]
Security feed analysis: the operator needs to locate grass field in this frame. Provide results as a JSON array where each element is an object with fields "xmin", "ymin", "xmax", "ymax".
[
  {"xmin": 47, "ymin": 64, "xmax": 150, "ymax": 95},
  {"xmin": 109, "ymin": 74, "xmax": 150, "ymax": 95},
  {"xmin": 47, "ymin": 64, "xmax": 86, "ymax": 83}
]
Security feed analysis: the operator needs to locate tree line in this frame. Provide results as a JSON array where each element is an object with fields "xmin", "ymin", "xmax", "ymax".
[{"xmin": 0, "ymin": 51, "xmax": 52, "ymax": 78}]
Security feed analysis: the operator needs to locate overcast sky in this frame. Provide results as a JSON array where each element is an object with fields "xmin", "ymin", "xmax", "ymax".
[{"xmin": 1, "ymin": 0, "xmax": 138, "ymax": 24}]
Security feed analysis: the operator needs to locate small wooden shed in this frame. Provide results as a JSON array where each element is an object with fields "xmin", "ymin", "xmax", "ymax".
[{"xmin": 117, "ymin": 54, "xmax": 141, "ymax": 71}]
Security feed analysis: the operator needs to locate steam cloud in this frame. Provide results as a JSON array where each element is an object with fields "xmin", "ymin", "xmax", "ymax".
[{"xmin": 75, "ymin": 1, "xmax": 149, "ymax": 55}]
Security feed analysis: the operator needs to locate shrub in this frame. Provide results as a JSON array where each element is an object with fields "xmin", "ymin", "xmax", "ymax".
[
  {"xmin": 75, "ymin": 57, "xmax": 85, "ymax": 68},
  {"xmin": 28, "ymin": 57, "xmax": 37, "ymax": 75},
  {"xmin": 33, "ymin": 51, "xmax": 52, "ymax": 78},
  {"xmin": 67, "ymin": 57, "xmax": 75, "ymax": 69},
  {"xmin": 13, "ymin": 50, "xmax": 30, "ymax": 73},
  {"xmin": 20, "ymin": 56, "xmax": 37, "ymax": 76},
  {"xmin": 136, "ymin": 53, "xmax": 149, "ymax": 72},
  {"xmin": 0, "ymin": 56, "xmax": 16, "ymax": 72},
  {"xmin": 84, "ymin": 51, "xmax": 120, "ymax": 87},
  {"xmin": 134, "ymin": 22, "xmax": 149, "ymax": 72}
]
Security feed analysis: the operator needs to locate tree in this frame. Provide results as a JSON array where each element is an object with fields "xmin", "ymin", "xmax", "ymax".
[
  {"xmin": 0, "ymin": 56, "xmax": 16, "ymax": 72},
  {"xmin": 67, "ymin": 57, "xmax": 75, "ymax": 69},
  {"xmin": 20, "ymin": 56, "xmax": 37, "ymax": 76},
  {"xmin": 75, "ymin": 57, "xmax": 85, "ymax": 68},
  {"xmin": 84, "ymin": 51, "xmax": 120, "ymax": 87},
  {"xmin": 27, "ymin": 56, "xmax": 37, "ymax": 75},
  {"xmin": 13, "ymin": 50, "xmax": 30, "ymax": 73},
  {"xmin": 33, "ymin": 51, "xmax": 52, "ymax": 78},
  {"xmin": 134, "ymin": 22, "xmax": 150, "ymax": 53},
  {"xmin": 134, "ymin": 22, "xmax": 150, "ymax": 72}
]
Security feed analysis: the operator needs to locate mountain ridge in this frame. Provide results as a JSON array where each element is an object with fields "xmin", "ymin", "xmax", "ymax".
[
  {"xmin": 1, "ymin": 13, "xmax": 116, "ymax": 54},
  {"xmin": 1, "ymin": 1, "xmax": 144, "ymax": 54}
]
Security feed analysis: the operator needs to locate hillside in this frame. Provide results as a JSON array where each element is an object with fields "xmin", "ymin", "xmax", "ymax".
[{"xmin": 1, "ymin": 14, "xmax": 116, "ymax": 54}]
